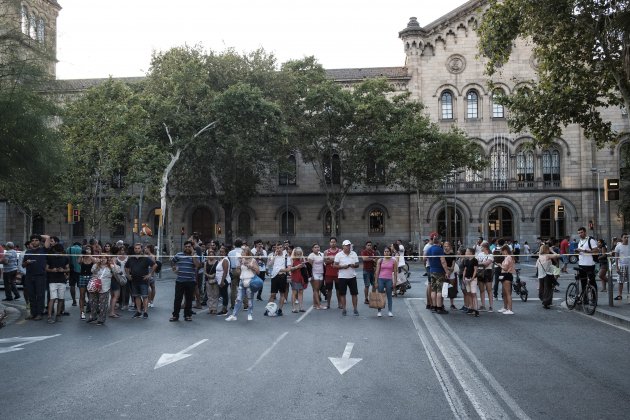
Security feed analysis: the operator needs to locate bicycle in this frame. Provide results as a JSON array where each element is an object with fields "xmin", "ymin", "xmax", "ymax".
[
  {"xmin": 566, "ymin": 267, "xmax": 598, "ymax": 315},
  {"xmin": 512, "ymin": 268, "xmax": 528, "ymax": 302}
]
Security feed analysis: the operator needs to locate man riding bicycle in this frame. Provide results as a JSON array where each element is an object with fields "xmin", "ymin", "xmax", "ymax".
[{"xmin": 576, "ymin": 227, "xmax": 599, "ymax": 292}]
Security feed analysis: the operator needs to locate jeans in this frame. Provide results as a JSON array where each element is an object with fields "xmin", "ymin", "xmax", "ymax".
[
  {"xmin": 3, "ymin": 270, "xmax": 19, "ymax": 299},
  {"xmin": 256, "ymin": 271, "xmax": 266, "ymax": 299},
  {"xmin": 24, "ymin": 274, "xmax": 46, "ymax": 317},
  {"xmin": 377, "ymin": 278, "xmax": 393, "ymax": 311},
  {"xmin": 232, "ymin": 284, "xmax": 253, "ymax": 316},
  {"xmin": 363, "ymin": 271, "xmax": 375, "ymax": 288},
  {"xmin": 173, "ymin": 281, "xmax": 195, "ymax": 318}
]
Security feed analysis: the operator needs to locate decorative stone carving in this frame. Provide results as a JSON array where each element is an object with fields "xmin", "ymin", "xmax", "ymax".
[{"xmin": 446, "ymin": 54, "xmax": 466, "ymax": 74}]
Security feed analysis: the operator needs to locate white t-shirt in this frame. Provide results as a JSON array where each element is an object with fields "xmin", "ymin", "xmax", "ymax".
[
  {"xmin": 308, "ymin": 252, "xmax": 325, "ymax": 275},
  {"xmin": 269, "ymin": 254, "xmax": 290, "ymax": 278},
  {"xmin": 334, "ymin": 251, "xmax": 359, "ymax": 279},
  {"xmin": 253, "ymin": 248, "xmax": 267, "ymax": 272},
  {"xmin": 614, "ymin": 242, "xmax": 630, "ymax": 267},
  {"xmin": 423, "ymin": 243, "xmax": 432, "ymax": 267},
  {"xmin": 577, "ymin": 236, "xmax": 598, "ymax": 266},
  {"xmin": 398, "ymin": 244, "xmax": 406, "ymax": 267}
]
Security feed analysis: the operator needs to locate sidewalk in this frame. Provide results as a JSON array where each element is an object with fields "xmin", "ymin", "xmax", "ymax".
[{"xmin": 517, "ymin": 261, "xmax": 630, "ymax": 328}]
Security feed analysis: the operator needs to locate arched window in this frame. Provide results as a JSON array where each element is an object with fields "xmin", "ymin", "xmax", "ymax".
[
  {"xmin": 21, "ymin": 5, "xmax": 29, "ymax": 35},
  {"xmin": 441, "ymin": 91, "xmax": 453, "ymax": 120},
  {"xmin": 464, "ymin": 144, "xmax": 484, "ymax": 187},
  {"xmin": 490, "ymin": 142, "xmax": 509, "ymax": 189},
  {"xmin": 280, "ymin": 211, "xmax": 295, "ymax": 236},
  {"xmin": 279, "ymin": 154, "xmax": 297, "ymax": 185},
  {"xmin": 368, "ymin": 209, "xmax": 385, "ymax": 234},
  {"xmin": 324, "ymin": 211, "xmax": 340, "ymax": 236},
  {"xmin": 437, "ymin": 207, "xmax": 464, "ymax": 244},
  {"xmin": 37, "ymin": 17, "xmax": 45, "ymax": 43},
  {"xmin": 466, "ymin": 90, "xmax": 479, "ymax": 119},
  {"xmin": 540, "ymin": 204, "xmax": 565, "ymax": 240},
  {"xmin": 237, "ymin": 212, "xmax": 252, "ymax": 237},
  {"xmin": 516, "ymin": 148, "xmax": 534, "ymax": 187},
  {"xmin": 488, "ymin": 206, "xmax": 513, "ymax": 240},
  {"xmin": 324, "ymin": 153, "xmax": 341, "ymax": 185},
  {"xmin": 492, "ymin": 90, "xmax": 504, "ymax": 118},
  {"xmin": 32, "ymin": 215, "xmax": 45, "ymax": 235},
  {"xmin": 29, "ymin": 13, "xmax": 36, "ymax": 39},
  {"xmin": 542, "ymin": 149, "xmax": 561, "ymax": 187}
]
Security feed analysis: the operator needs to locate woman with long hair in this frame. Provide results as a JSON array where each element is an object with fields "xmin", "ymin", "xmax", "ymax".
[
  {"xmin": 598, "ymin": 239, "xmax": 608, "ymax": 292},
  {"xmin": 226, "ymin": 246, "xmax": 259, "ymax": 321},
  {"xmin": 87, "ymin": 254, "xmax": 121, "ymax": 325},
  {"xmin": 77, "ymin": 245, "xmax": 94, "ymax": 320},
  {"xmin": 498, "ymin": 245, "xmax": 516, "ymax": 315},
  {"xmin": 373, "ymin": 245, "xmax": 398, "ymax": 317},
  {"xmin": 537, "ymin": 244, "xmax": 559, "ymax": 309},
  {"xmin": 308, "ymin": 243, "xmax": 325, "ymax": 309},
  {"xmin": 289, "ymin": 247, "xmax": 307, "ymax": 313}
]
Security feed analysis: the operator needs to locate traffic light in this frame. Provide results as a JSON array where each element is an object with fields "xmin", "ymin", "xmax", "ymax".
[
  {"xmin": 72, "ymin": 209, "xmax": 80, "ymax": 223},
  {"xmin": 605, "ymin": 178, "xmax": 620, "ymax": 201},
  {"xmin": 67, "ymin": 203, "xmax": 73, "ymax": 224}
]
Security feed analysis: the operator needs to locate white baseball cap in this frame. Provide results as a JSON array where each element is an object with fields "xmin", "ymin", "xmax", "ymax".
[{"xmin": 342, "ymin": 240, "xmax": 352, "ymax": 246}]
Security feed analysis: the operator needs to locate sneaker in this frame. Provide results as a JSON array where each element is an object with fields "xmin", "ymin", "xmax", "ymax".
[
  {"xmin": 436, "ymin": 308, "xmax": 449, "ymax": 314},
  {"xmin": 388, "ymin": 311, "xmax": 393, "ymax": 317},
  {"xmin": 503, "ymin": 310, "xmax": 514, "ymax": 315},
  {"xmin": 128, "ymin": 306, "xmax": 136, "ymax": 312},
  {"xmin": 247, "ymin": 314, "xmax": 253, "ymax": 321},
  {"xmin": 264, "ymin": 310, "xmax": 269, "ymax": 316},
  {"xmin": 225, "ymin": 315, "xmax": 237, "ymax": 321},
  {"xmin": 466, "ymin": 309, "xmax": 474, "ymax": 314},
  {"xmin": 80, "ymin": 312, "xmax": 86, "ymax": 320},
  {"xmin": 450, "ymin": 305, "xmax": 457, "ymax": 310},
  {"xmin": 488, "ymin": 307, "xmax": 494, "ymax": 313},
  {"xmin": 460, "ymin": 306, "xmax": 468, "ymax": 312},
  {"xmin": 143, "ymin": 312, "xmax": 148, "ymax": 319},
  {"xmin": 148, "ymin": 302, "xmax": 154, "ymax": 308},
  {"xmin": 47, "ymin": 317, "xmax": 55, "ymax": 324},
  {"xmin": 72, "ymin": 301, "xmax": 77, "ymax": 306},
  {"xmin": 276, "ymin": 309, "xmax": 283, "ymax": 316},
  {"xmin": 342, "ymin": 309, "xmax": 347, "ymax": 316},
  {"xmin": 498, "ymin": 308, "xmax": 506, "ymax": 313},
  {"xmin": 132, "ymin": 312, "xmax": 141, "ymax": 319},
  {"xmin": 353, "ymin": 309, "xmax": 359, "ymax": 316},
  {"xmin": 377, "ymin": 310, "xmax": 382, "ymax": 317},
  {"xmin": 479, "ymin": 305, "xmax": 486, "ymax": 311},
  {"xmin": 217, "ymin": 309, "xmax": 228, "ymax": 316},
  {"xmin": 474, "ymin": 310, "xmax": 480, "ymax": 317}
]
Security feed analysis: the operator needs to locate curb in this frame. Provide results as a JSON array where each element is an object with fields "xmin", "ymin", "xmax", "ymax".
[{"xmin": 593, "ymin": 307, "xmax": 630, "ymax": 329}]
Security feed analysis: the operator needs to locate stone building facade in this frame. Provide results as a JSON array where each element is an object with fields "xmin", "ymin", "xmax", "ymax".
[{"xmin": 1, "ymin": 0, "xmax": 629, "ymax": 250}]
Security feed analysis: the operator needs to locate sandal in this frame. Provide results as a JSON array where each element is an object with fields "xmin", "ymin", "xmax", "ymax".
[
  {"xmin": 109, "ymin": 313, "xmax": 120, "ymax": 318},
  {"xmin": 299, "ymin": 309, "xmax": 306, "ymax": 312},
  {"xmin": 291, "ymin": 309, "xmax": 298, "ymax": 313},
  {"xmin": 614, "ymin": 295, "xmax": 622, "ymax": 300},
  {"xmin": 184, "ymin": 316, "xmax": 193, "ymax": 321}
]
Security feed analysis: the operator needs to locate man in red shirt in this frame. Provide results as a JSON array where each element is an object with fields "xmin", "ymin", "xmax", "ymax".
[
  {"xmin": 323, "ymin": 237, "xmax": 341, "ymax": 309},
  {"xmin": 361, "ymin": 241, "xmax": 376, "ymax": 304},
  {"xmin": 560, "ymin": 236, "xmax": 570, "ymax": 273}
]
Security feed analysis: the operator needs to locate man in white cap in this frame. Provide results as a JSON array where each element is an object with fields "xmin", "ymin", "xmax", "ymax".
[{"xmin": 333, "ymin": 240, "xmax": 360, "ymax": 316}]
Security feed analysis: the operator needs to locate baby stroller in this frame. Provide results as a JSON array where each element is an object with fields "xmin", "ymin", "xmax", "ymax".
[{"xmin": 394, "ymin": 278, "xmax": 412, "ymax": 296}]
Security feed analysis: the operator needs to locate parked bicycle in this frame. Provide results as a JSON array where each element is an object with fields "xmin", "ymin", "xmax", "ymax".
[
  {"xmin": 512, "ymin": 268, "xmax": 528, "ymax": 302},
  {"xmin": 566, "ymin": 267, "xmax": 598, "ymax": 315}
]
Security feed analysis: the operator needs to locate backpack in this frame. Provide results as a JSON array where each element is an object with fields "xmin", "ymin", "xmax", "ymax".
[
  {"xmin": 155, "ymin": 260, "xmax": 162, "ymax": 273},
  {"xmin": 587, "ymin": 237, "xmax": 599, "ymax": 263}
]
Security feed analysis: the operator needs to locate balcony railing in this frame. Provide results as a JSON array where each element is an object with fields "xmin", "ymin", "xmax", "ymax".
[{"xmin": 443, "ymin": 179, "xmax": 562, "ymax": 192}]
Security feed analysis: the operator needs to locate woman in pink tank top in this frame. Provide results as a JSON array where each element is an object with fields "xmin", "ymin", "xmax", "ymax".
[{"xmin": 374, "ymin": 246, "xmax": 398, "ymax": 317}]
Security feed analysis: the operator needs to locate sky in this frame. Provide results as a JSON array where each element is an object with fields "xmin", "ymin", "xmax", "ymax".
[{"xmin": 55, "ymin": 0, "xmax": 470, "ymax": 80}]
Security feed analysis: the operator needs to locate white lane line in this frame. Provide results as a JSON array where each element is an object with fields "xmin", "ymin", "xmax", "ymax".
[
  {"xmin": 405, "ymin": 300, "xmax": 470, "ymax": 420},
  {"xmin": 295, "ymin": 306, "xmax": 314, "ymax": 324},
  {"xmin": 410, "ymin": 301, "xmax": 520, "ymax": 420},
  {"xmin": 246, "ymin": 331, "xmax": 289, "ymax": 372},
  {"xmin": 434, "ymin": 309, "xmax": 533, "ymax": 420},
  {"xmin": 102, "ymin": 339, "xmax": 124, "ymax": 349}
]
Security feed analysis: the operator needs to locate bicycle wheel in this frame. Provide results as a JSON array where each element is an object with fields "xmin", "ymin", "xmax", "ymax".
[
  {"xmin": 582, "ymin": 285, "xmax": 597, "ymax": 315},
  {"xmin": 520, "ymin": 286, "xmax": 528, "ymax": 302},
  {"xmin": 565, "ymin": 282, "xmax": 578, "ymax": 310}
]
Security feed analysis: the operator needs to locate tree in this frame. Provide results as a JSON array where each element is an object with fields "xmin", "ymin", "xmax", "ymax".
[
  {"xmin": 477, "ymin": 0, "xmax": 630, "ymax": 147},
  {"xmin": 61, "ymin": 78, "xmax": 155, "ymax": 239}
]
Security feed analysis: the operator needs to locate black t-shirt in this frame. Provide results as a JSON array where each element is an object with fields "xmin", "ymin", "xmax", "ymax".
[
  {"xmin": 444, "ymin": 252, "xmax": 456, "ymax": 269},
  {"xmin": 462, "ymin": 258, "xmax": 478, "ymax": 279},
  {"xmin": 80, "ymin": 262, "xmax": 93, "ymax": 276},
  {"xmin": 126, "ymin": 256, "xmax": 155, "ymax": 280},
  {"xmin": 47, "ymin": 255, "xmax": 69, "ymax": 283},
  {"xmin": 493, "ymin": 249, "xmax": 505, "ymax": 265}
]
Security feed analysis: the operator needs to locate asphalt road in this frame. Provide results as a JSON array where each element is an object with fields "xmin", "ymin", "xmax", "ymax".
[{"xmin": 1, "ymin": 263, "xmax": 629, "ymax": 420}]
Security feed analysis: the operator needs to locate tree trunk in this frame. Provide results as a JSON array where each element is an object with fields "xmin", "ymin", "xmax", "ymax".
[{"xmin": 223, "ymin": 202, "xmax": 234, "ymax": 245}]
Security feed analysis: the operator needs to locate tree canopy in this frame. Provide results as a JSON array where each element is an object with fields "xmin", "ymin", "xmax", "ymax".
[{"xmin": 478, "ymin": 0, "xmax": 630, "ymax": 147}]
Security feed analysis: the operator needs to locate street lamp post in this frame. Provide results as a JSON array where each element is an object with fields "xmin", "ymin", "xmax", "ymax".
[{"xmin": 591, "ymin": 168, "xmax": 606, "ymax": 238}]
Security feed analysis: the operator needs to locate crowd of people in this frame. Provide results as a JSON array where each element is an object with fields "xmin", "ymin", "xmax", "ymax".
[{"xmin": 1, "ymin": 228, "xmax": 629, "ymax": 324}]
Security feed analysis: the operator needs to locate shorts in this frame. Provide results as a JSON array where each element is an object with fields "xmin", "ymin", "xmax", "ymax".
[
  {"xmin": 478, "ymin": 270, "xmax": 493, "ymax": 283},
  {"xmin": 430, "ymin": 272, "xmax": 446, "ymax": 292},
  {"xmin": 291, "ymin": 281, "xmax": 304, "ymax": 291},
  {"xmin": 110, "ymin": 278, "xmax": 120, "ymax": 292},
  {"xmin": 337, "ymin": 277, "xmax": 358, "ymax": 296},
  {"xmin": 270, "ymin": 274, "xmax": 287, "ymax": 294},
  {"xmin": 324, "ymin": 275, "xmax": 338, "ymax": 291},
  {"xmin": 465, "ymin": 278, "xmax": 478, "ymax": 294},
  {"xmin": 618, "ymin": 266, "xmax": 629, "ymax": 284},
  {"xmin": 49, "ymin": 283, "xmax": 66, "ymax": 300},
  {"xmin": 362, "ymin": 271, "xmax": 375, "ymax": 287},
  {"xmin": 312, "ymin": 273, "xmax": 323, "ymax": 281},
  {"xmin": 149, "ymin": 276, "xmax": 156, "ymax": 285},
  {"xmin": 79, "ymin": 275, "xmax": 91, "ymax": 289},
  {"xmin": 499, "ymin": 273, "xmax": 514, "ymax": 282},
  {"xmin": 131, "ymin": 281, "xmax": 149, "ymax": 298},
  {"xmin": 69, "ymin": 271, "xmax": 79, "ymax": 288}
]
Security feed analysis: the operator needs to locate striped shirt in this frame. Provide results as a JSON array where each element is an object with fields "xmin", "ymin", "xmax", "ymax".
[{"xmin": 171, "ymin": 252, "xmax": 198, "ymax": 282}]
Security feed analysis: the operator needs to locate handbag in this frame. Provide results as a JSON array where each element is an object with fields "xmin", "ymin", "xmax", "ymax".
[
  {"xmin": 551, "ymin": 265, "xmax": 561, "ymax": 276},
  {"xmin": 113, "ymin": 270, "xmax": 127, "ymax": 286},
  {"xmin": 249, "ymin": 275, "xmax": 263, "ymax": 293},
  {"xmin": 368, "ymin": 286, "xmax": 386, "ymax": 309},
  {"xmin": 87, "ymin": 277, "xmax": 102, "ymax": 293}
]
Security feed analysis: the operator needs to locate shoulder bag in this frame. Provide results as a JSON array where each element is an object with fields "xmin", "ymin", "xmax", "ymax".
[{"xmin": 368, "ymin": 285, "xmax": 386, "ymax": 309}]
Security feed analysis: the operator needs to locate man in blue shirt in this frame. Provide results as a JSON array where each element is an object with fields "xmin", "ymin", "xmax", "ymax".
[
  {"xmin": 170, "ymin": 241, "xmax": 201, "ymax": 321},
  {"xmin": 66, "ymin": 242, "xmax": 82, "ymax": 307},
  {"xmin": 426, "ymin": 235, "xmax": 451, "ymax": 314},
  {"xmin": 22, "ymin": 234, "xmax": 51, "ymax": 320}
]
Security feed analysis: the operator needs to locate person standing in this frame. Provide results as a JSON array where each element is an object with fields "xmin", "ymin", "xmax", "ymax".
[
  {"xmin": 523, "ymin": 241, "xmax": 531, "ymax": 263},
  {"xmin": 22, "ymin": 234, "xmax": 51, "ymax": 320},
  {"xmin": 333, "ymin": 240, "xmax": 360, "ymax": 316},
  {"xmin": 87, "ymin": 255, "xmax": 120, "ymax": 325},
  {"xmin": 204, "ymin": 250, "xmax": 220, "ymax": 315},
  {"xmin": 227, "ymin": 239, "xmax": 244, "ymax": 310},
  {"xmin": 45, "ymin": 244, "xmax": 70, "ymax": 324},
  {"xmin": 126, "ymin": 243, "xmax": 156, "ymax": 319},
  {"xmin": 498, "ymin": 245, "xmax": 516, "ymax": 315},
  {"xmin": 226, "ymin": 246, "xmax": 259, "ymax": 321},
  {"xmin": 536, "ymin": 244, "xmax": 559, "ymax": 309},
  {"xmin": 324, "ymin": 237, "xmax": 341, "ymax": 310},
  {"xmin": 614, "ymin": 234, "xmax": 630, "ymax": 300},
  {"xmin": 266, "ymin": 243, "xmax": 289, "ymax": 316},
  {"xmin": 576, "ymin": 227, "xmax": 599, "ymax": 293},
  {"xmin": 66, "ymin": 241, "xmax": 82, "ymax": 307},
  {"xmin": 214, "ymin": 245, "xmax": 231, "ymax": 316},
  {"xmin": 462, "ymin": 248, "xmax": 479, "ymax": 317},
  {"xmin": 253, "ymin": 240, "xmax": 267, "ymax": 301},
  {"xmin": 308, "ymin": 243, "xmax": 325, "ymax": 309},
  {"xmin": 170, "ymin": 241, "xmax": 201, "ymax": 321},
  {"xmin": 2, "ymin": 242, "xmax": 20, "ymax": 301},
  {"xmin": 361, "ymin": 241, "xmax": 376, "ymax": 305},
  {"xmin": 373, "ymin": 245, "xmax": 397, "ymax": 317},
  {"xmin": 560, "ymin": 236, "xmax": 570, "ymax": 273},
  {"xmin": 78, "ymin": 246, "xmax": 95, "ymax": 320},
  {"xmin": 476, "ymin": 242, "xmax": 494, "ymax": 312}
]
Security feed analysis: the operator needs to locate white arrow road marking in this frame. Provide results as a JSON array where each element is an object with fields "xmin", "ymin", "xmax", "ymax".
[
  {"xmin": 154, "ymin": 339, "xmax": 208, "ymax": 370},
  {"xmin": 0, "ymin": 334, "xmax": 61, "ymax": 354},
  {"xmin": 329, "ymin": 342, "xmax": 362, "ymax": 375}
]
